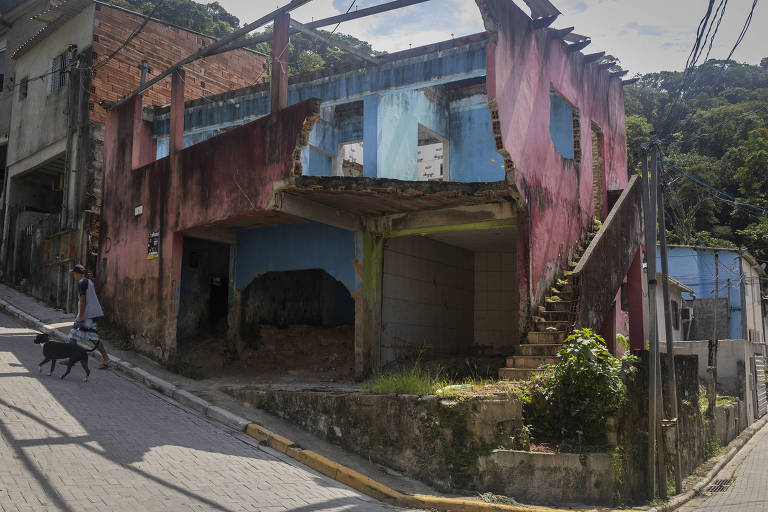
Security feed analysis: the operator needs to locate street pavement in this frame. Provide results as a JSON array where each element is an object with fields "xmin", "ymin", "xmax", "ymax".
[
  {"xmin": 678, "ymin": 416, "xmax": 768, "ymax": 512},
  {"xmin": 0, "ymin": 310, "xmax": 403, "ymax": 512}
]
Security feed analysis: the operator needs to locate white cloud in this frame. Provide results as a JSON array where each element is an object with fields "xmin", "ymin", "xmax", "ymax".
[{"xmin": 210, "ymin": 0, "xmax": 767, "ymax": 74}]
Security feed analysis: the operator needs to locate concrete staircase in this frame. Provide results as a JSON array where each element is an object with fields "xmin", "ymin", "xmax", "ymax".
[{"xmin": 498, "ymin": 230, "xmax": 597, "ymax": 381}]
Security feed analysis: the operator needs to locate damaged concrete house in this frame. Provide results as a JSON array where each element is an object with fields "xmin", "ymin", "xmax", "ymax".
[
  {"xmin": 100, "ymin": 0, "xmax": 646, "ymax": 379},
  {"xmin": 0, "ymin": 0, "xmax": 265, "ymax": 311}
]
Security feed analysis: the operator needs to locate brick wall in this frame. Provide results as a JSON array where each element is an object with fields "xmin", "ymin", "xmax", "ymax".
[{"xmin": 90, "ymin": 3, "xmax": 267, "ymax": 123}]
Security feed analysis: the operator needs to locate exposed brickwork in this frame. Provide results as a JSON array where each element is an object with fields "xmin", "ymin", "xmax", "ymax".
[
  {"xmin": 90, "ymin": 3, "xmax": 267, "ymax": 123},
  {"xmin": 571, "ymin": 107, "xmax": 582, "ymax": 169},
  {"xmin": 591, "ymin": 124, "xmax": 604, "ymax": 220}
]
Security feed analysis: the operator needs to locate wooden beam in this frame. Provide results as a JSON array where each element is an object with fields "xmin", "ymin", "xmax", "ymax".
[
  {"xmin": 622, "ymin": 77, "xmax": 640, "ymax": 86},
  {"xmin": 567, "ymin": 39, "xmax": 591, "ymax": 52},
  {"xmin": 597, "ymin": 62, "xmax": 614, "ymax": 70},
  {"xmin": 583, "ymin": 51, "xmax": 604, "ymax": 63},
  {"xmin": 212, "ymin": 0, "xmax": 430, "ymax": 56},
  {"xmin": 110, "ymin": 0, "xmax": 313, "ymax": 110},
  {"xmin": 289, "ymin": 19, "xmax": 379, "ymax": 65},
  {"xmin": 548, "ymin": 26, "xmax": 574, "ymax": 39},
  {"xmin": 532, "ymin": 14, "xmax": 558, "ymax": 29},
  {"xmin": 610, "ymin": 70, "xmax": 629, "ymax": 78},
  {"xmin": 271, "ymin": 12, "xmax": 290, "ymax": 112}
]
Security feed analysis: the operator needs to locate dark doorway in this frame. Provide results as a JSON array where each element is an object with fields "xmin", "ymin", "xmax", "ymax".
[{"xmin": 177, "ymin": 237, "xmax": 231, "ymax": 341}]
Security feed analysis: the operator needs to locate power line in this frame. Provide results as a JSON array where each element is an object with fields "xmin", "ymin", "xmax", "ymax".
[
  {"xmin": 330, "ymin": 0, "xmax": 358, "ymax": 35},
  {"xmin": 94, "ymin": 0, "xmax": 166, "ymax": 71}
]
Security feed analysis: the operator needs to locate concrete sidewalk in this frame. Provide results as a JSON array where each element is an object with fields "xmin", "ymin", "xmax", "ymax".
[{"xmin": 0, "ymin": 283, "xmax": 443, "ymax": 499}]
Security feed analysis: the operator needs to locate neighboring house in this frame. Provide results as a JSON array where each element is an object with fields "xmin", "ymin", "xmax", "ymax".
[
  {"xmin": 649, "ymin": 271, "xmax": 695, "ymax": 342},
  {"xmin": 0, "ymin": 0, "xmax": 50, "ymax": 199},
  {"xmin": 100, "ymin": 0, "xmax": 644, "ymax": 378},
  {"xmin": 0, "ymin": 0, "xmax": 265, "ymax": 310},
  {"xmin": 658, "ymin": 246, "xmax": 767, "ymax": 343}
]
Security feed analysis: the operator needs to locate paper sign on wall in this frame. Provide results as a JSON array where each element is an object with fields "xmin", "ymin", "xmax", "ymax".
[{"xmin": 147, "ymin": 231, "xmax": 160, "ymax": 260}]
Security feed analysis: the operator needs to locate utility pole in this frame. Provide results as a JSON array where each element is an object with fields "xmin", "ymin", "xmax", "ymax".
[
  {"xmin": 656, "ymin": 138, "xmax": 682, "ymax": 493},
  {"xmin": 640, "ymin": 142, "xmax": 658, "ymax": 499},
  {"xmin": 711, "ymin": 251, "xmax": 719, "ymax": 412}
]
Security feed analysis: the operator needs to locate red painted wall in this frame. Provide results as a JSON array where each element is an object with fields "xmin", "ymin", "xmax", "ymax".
[
  {"xmin": 481, "ymin": 0, "xmax": 628, "ymax": 310},
  {"xmin": 100, "ymin": 96, "xmax": 320, "ymax": 354}
]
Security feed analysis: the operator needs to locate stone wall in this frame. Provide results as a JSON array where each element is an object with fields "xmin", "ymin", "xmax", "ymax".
[{"xmin": 225, "ymin": 388, "xmax": 522, "ymax": 492}]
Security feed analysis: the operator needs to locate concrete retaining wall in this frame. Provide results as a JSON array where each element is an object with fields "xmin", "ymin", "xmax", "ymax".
[{"xmin": 477, "ymin": 451, "xmax": 615, "ymax": 505}]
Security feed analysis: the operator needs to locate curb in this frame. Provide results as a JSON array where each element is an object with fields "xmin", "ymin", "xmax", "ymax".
[
  {"xmin": 0, "ymin": 297, "xmax": 627, "ymax": 512},
  {"xmin": 650, "ymin": 413, "xmax": 768, "ymax": 512}
]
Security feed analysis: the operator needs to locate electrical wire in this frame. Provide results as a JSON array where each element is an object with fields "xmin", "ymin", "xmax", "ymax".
[
  {"xmin": 330, "ymin": 0, "xmax": 357, "ymax": 35},
  {"xmin": 94, "ymin": 0, "xmax": 166, "ymax": 71}
]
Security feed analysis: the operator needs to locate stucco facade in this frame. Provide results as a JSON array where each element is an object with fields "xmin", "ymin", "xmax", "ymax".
[{"xmin": 99, "ymin": 0, "xmax": 643, "ymax": 377}]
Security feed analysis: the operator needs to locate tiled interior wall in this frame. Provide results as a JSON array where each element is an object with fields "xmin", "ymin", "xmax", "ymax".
[
  {"xmin": 474, "ymin": 251, "xmax": 517, "ymax": 350},
  {"xmin": 381, "ymin": 236, "xmax": 474, "ymax": 366}
]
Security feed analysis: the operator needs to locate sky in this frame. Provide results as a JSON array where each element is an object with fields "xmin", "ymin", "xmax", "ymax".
[{"xmin": 210, "ymin": 0, "xmax": 766, "ymax": 76}]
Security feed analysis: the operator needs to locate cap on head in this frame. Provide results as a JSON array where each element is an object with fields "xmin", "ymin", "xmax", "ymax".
[{"xmin": 70, "ymin": 264, "xmax": 87, "ymax": 275}]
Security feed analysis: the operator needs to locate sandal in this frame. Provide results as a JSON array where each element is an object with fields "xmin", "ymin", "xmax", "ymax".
[{"xmin": 98, "ymin": 361, "xmax": 111, "ymax": 369}]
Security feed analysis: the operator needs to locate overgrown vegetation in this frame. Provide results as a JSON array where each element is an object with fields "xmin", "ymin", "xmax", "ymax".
[
  {"xmin": 522, "ymin": 329, "xmax": 637, "ymax": 448},
  {"xmin": 361, "ymin": 361, "xmax": 491, "ymax": 396},
  {"xmin": 622, "ymin": 57, "xmax": 768, "ymax": 263}
]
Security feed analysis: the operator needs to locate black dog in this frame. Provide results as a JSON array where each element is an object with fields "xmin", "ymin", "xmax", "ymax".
[{"xmin": 34, "ymin": 333, "xmax": 100, "ymax": 382}]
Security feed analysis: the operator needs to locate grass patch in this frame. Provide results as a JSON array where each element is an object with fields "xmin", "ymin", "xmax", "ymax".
[
  {"xmin": 361, "ymin": 363, "xmax": 492, "ymax": 396},
  {"xmin": 163, "ymin": 354, "xmax": 206, "ymax": 380},
  {"xmin": 716, "ymin": 395, "xmax": 739, "ymax": 407}
]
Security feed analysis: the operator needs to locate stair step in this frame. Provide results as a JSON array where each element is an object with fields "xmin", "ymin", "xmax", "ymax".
[
  {"xmin": 498, "ymin": 368, "xmax": 537, "ymax": 381},
  {"xmin": 543, "ymin": 300, "xmax": 574, "ymax": 312},
  {"xmin": 527, "ymin": 331, "xmax": 567, "ymax": 344},
  {"xmin": 507, "ymin": 355, "xmax": 559, "ymax": 368},
  {"xmin": 534, "ymin": 320, "xmax": 570, "ymax": 331},
  {"xmin": 519, "ymin": 343, "xmax": 562, "ymax": 356},
  {"xmin": 541, "ymin": 309, "xmax": 570, "ymax": 321}
]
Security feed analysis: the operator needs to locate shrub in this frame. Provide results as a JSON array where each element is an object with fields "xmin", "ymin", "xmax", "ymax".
[{"xmin": 523, "ymin": 328, "xmax": 637, "ymax": 447}]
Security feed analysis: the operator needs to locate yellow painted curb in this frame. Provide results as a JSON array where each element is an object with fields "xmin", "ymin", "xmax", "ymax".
[{"xmin": 244, "ymin": 423, "xmax": 633, "ymax": 512}]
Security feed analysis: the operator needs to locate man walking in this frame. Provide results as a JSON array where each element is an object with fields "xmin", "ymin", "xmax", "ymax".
[{"xmin": 70, "ymin": 264, "xmax": 112, "ymax": 369}]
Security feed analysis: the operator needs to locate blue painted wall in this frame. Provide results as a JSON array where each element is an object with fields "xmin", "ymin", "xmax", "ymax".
[
  {"xmin": 235, "ymin": 222, "xmax": 359, "ymax": 293},
  {"xmin": 449, "ymin": 101, "xmax": 504, "ymax": 182},
  {"xmin": 549, "ymin": 91, "xmax": 574, "ymax": 159},
  {"xmin": 376, "ymin": 89, "xmax": 449, "ymax": 180},
  {"xmin": 151, "ymin": 42, "xmax": 504, "ymax": 182},
  {"xmin": 658, "ymin": 246, "xmax": 743, "ymax": 339}
]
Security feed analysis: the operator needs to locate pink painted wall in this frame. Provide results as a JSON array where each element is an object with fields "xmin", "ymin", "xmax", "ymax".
[
  {"xmin": 481, "ymin": 0, "xmax": 628, "ymax": 311},
  {"xmin": 99, "ymin": 95, "xmax": 320, "ymax": 354}
]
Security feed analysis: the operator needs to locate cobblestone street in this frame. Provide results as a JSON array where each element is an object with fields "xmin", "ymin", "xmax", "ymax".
[{"xmin": 0, "ymin": 311, "xmax": 401, "ymax": 512}]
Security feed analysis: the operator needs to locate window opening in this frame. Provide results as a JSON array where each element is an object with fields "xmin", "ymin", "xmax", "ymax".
[
  {"xmin": 671, "ymin": 300, "xmax": 680, "ymax": 330},
  {"xmin": 418, "ymin": 124, "xmax": 448, "ymax": 181},
  {"xmin": 19, "ymin": 76, "xmax": 28, "ymax": 100},
  {"xmin": 50, "ymin": 52, "xmax": 67, "ymax": 94},
  {"xmin": 337, "ymin": 141, "xmax": 363, "ymax": 177},
  {"xmin": 549, "ymin": 89, "xmax": 580, "ymax": 164}
]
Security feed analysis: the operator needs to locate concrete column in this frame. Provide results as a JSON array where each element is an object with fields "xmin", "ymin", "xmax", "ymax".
[
  {"xmin": 131, "ymin": 95, "xmax": 156, "ymax": 169},
  {"xmin": 362, "ymin": 94, "xmax": 380, "ymax": 178},
  {"xmin": 170, "ymin": 70, "xmax": 185, "ymax": 160},
  {"xmin": 270, "ymin": 12, "xmax": 290, "ymax": 113},
  {"xmin": 627, "ymin": 247, "xmax": 646, "ymax": 350},
  {"xmin": 163, "ymin": 231, "xmax": 184, "ymax": 356},
  {"xmin": 356, "ymin": 233, "xmax": 383, "ymax": 376}
]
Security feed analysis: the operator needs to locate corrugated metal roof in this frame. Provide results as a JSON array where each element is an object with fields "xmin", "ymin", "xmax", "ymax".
[{"xmin": 12, "ymin": 0, "xmax": 91, "ymax": 59}]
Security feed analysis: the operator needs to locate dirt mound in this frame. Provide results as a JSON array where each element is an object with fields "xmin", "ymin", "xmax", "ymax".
[{"xmin": 179, "ymin": 324, "xmax": 355, "ymax": 381}]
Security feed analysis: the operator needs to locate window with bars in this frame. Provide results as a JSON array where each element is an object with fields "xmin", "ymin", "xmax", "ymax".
[{"xmin": 50, "ymin": 52, "xmax": 67, "ymax": 94}]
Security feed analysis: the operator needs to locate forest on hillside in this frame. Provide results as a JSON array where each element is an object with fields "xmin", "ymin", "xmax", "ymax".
[
  {"xmin": 105, "ymin": 0, "xmax": 768, "ymax": 265},
  {"xmin": 623, "ymin": 58, "xmax": 768, "ymax": 264}
]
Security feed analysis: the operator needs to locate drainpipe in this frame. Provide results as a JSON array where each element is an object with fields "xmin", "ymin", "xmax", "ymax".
[{"xmin": 139, "ymin": 60, "xmax": 148, "ymax": 85}]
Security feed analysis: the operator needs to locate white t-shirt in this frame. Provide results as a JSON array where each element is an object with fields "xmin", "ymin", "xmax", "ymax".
[{"xmin": 78, "ymin": 278, "xmax": 104, "ymax": 320}]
